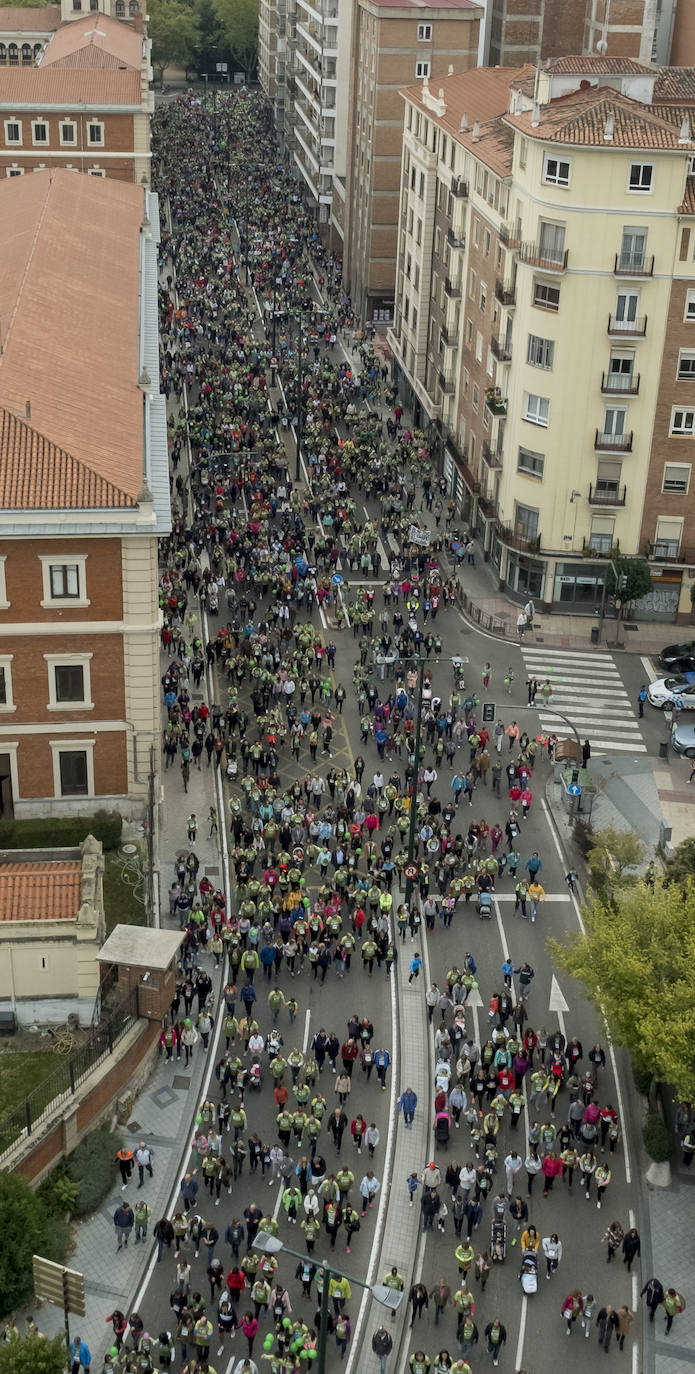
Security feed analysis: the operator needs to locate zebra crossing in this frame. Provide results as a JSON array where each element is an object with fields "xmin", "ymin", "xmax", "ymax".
[{"xmin": 520, "ymin": 646, "xmax": 647, "ymax": 753}]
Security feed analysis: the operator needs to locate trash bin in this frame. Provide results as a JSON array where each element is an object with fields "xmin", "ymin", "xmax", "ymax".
[
  {"xmin": 659, "ymin": 740, "xmax": 668, "ymax": 759},
  {"xmin": 590, "ymin": 625, "xmax": 600, "ymax": 645}
]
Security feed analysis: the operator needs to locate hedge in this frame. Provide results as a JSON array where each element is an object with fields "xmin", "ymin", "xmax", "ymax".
[
  {"xmin": 0, "ymin": 810, "xmax": 122, "ymax": 852},
  {"xmin": 642, "ymin": 1113, "xmax": 674, "ymax": 1163},
  {"xmin": 67, "ymin": 1121, "xmax": 118, "ymax": 1216}
]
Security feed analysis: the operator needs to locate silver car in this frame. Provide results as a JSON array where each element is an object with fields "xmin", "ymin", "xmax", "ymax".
[{"xmin": 671, "ymin": 720, "xmax": 695, "ymax": 757}]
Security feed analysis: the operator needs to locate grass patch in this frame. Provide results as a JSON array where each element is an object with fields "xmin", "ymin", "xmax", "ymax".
[
  {"xmin": 0, "ymin": 811, "xmax": 122, "ymax": 852},
  {"xmin": 103, "ymin": 848, "xmax": 148, "ymax": 934},
  {"xmin": 0, "ymin": 1049, "xmax": 58, "ymax": 1121}
]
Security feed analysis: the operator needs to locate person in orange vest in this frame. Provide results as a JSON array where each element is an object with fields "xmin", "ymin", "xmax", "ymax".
[{"xmin": 115, "ymin": 1146, "xmax": 134, "ymax": 1190}]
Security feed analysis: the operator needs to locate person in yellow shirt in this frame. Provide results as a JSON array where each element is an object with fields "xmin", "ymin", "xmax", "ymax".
[{"xmin": 528, "ymin": 881, "xmax": 545, "ymax": 924}]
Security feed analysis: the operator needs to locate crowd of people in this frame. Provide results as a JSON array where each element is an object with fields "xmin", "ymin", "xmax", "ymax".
[{"xmin": 68, "ymin": 85, "xmax": 684, "ymax": 1374}]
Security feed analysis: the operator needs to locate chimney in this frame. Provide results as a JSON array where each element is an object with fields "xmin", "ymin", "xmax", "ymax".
[
  {"xmin": 531, "ymin": 103, "xmax": 540, "ymax": 128},
  {"xmin": 680, "ymin": 116, "xmax": 691, "ymax": 145},
  {"xmin": 447, "ymin": 63, "xmax": 454, "ymax": 76},
  {"xmin": 25, "ymin": 400, "xmax": 31, "ymax": 420},
  {"xmin": 472, "ymin": 120, "xmax": 480, "ymax": 142},
  {"xmin": 603, "ymin": 113, "xmax": 614, "ymax": 142},
  {"xmin": 460, "ymin": 112, "xmax": 468, "ymax": 130}
]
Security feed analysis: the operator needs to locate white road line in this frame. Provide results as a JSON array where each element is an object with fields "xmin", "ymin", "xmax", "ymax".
[
  {"xmin": 640, "ymin": 655, "xmax": 658, "ymax": 683},
  {"xmin": 302, "ymin": 1007, "xmax": 311, "ymax": 1054},
  {"xmin": 515, "ymin": 1294, "xmax": 528, "ymax": 1373},
  {"xmin": 538, "ymin": 702, "xmax": 638, "ymax": 717}
]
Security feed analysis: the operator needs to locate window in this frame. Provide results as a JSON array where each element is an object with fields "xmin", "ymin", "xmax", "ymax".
[
  {"xmin": 6, "ymin": 166, "xmax": 22, "ymax": 176},
  {"xmin": 527, "ymin": 335, "xmax": 554, "ymax": 370},
  {"xmin": 538, "ymin": 221, "xmax": 566, "ymax": 265},
  {"xmin": 686, "ymin": 289, "xmax": 695, "ymax": 321},
  {"xmin": 415, "ymin": 60, "xmax": 430, "ymax": 78},
  {"xmin": 589, "ymin": 518, "xmax": 615, "ymax": 553},
  {"xmin": 0, "ymin": 656, "xmax": 14, "ymax": 712},
  {"xmin": 606, "ymin": 353, "xmax": 635, "ymax": 388},
  {"xmin": 523, "ymin": 393, "xmax": 549, "ymax": 427},
  {"xmin": 475, "ymin": 330, "xmax": 483, "ymax": 362},
  {"xmin": 517, "ymin": 447, "xmax": 544, "ymax": 479},
  {"xmin": 543, "ymin": 155, "xmax": 570, "ymax": 186},
  {"xmin": 45, "ymin": 654, "xmax": 93, "ymax": 711},
  {"xmin": 472, "ymin": 384, "xmax": 479, "ymax": 412},
  {"xmin": 32, "ymin": 121, "xmax": 48, "ymax": 145},
  {"xmin": 480, "ymin": 283, "xmax": 487, "ymax": 313},
  {"xmin": 418, "ymin": 170, "xmax": 424, "ymax": 199},
  {"xmin": 60, "ymin": 121, "xmax": 76, "ymax": 145},
  {"xmin": 533, "ymin": 280, "xmax": 560, "ymax": 312},
  {"xmin": 514, "ymin": 503, "xmax": 539, "ymax": 540},
  {"xmin": 518, "ymin": 137, "xmax": 527, "ymax": 170},
  {"xmin": 57, "ymin": 749, "xmax": 91, "ymax": 798},
  {"xmin": 4, "ymin": 120, "xmax": 21, "ymax": 145},
  {"xmin": 39, "ymin": 554, "xmax": 89, "ymax": 608},
  {"xmin": 87, "ymin": 121, "xmax": 104, "ymax": 146},
  {"xmin": 0, "ymin": 556, "xmax": 7, "ymax": 610},
  {"xmin": 671, "ymin": 407, "xmax": 695, "ymax": 435},
  {"xmin": 88, "ymin": 167, "xmax": 105, "ymax": 177},
  {"xmin": 619, "ymin": 227, "xmax": 647, "ymax": 272},
  {"xmin": 629, "ymin": 163, "xmax": 652, "ymax": 192},
  {"xmin": 678, "ymin": 350, "xmax": 695, "ymax": 380},
  {"xmin": 663, "ymin": 463, "xmax": 691, "ymax": 494},
  {"xmin": 417, "ymin": 22, "xmax": 432, "ymax": 39},
  {"xmin": 654, "ymin": 516, "xmax": 683, "ymax": 558}
]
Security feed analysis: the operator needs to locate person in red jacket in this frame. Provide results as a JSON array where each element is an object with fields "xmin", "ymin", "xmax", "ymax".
[
  {"xmin": 542, "ymin": 1151, "xmax": 562, "ymax": 1196},
  {"xmin": 226, "ymin": 1267, "xmax": 246, "ymax": 1308},
  {"xmin": 351, "ymin": 1115, "xmax": 367, "ymax": 1153},
  {"xmin": 340, "ymin": 1038, "xmax": 359, "ymax": 1077}
]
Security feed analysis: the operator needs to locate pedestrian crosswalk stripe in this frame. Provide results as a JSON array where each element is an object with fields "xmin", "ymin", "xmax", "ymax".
[
  {"xmin": 523, "ymin": 645, "xmax": 647, "ymax": 753},
  {"xmin": 524, "ymin": 663, "xmax": 623, "ymax": 678}
]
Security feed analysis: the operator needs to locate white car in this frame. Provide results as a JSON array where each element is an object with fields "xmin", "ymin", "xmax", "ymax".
[{"xmin": 647, "ymin": 673, "xmax": 695, "ymax": 710}]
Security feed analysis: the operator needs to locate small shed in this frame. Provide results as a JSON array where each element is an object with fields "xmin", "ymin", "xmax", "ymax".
[{"xmin": 98, "ymin": 925, "xmax": 183, "ymax": 1022}]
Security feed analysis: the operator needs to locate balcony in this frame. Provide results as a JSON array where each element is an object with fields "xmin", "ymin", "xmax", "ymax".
[
  {"xmin": 589, "ymin": 483, "xmax": 627, "ymax": 506},
  {"xmin": 498, "ymin": 523, "xmax": 541, "ymax": 553},
  {"xmin": 439, "ymin": 371, "xmax": 456, "ymax": 394},
  {"xmin": 608, "ymin": 313, "xmax": 647, "ymax": 337},
  {"xmin": 500, "ymin": 222, "xmax": 520, "ymax": 247},
  {"xmin": 518, "ymin": 241, "xmax": 568, "ymax": 272},
  {"xmin": 601, "ymin": 371, "xmax": 640, "ymax": 395},
  {"xmin": 485, "ymin": 386, "xmax": 507, "ymax": 417},
  {"xmin": 594, "ymin": 429, "xmax": 633, "ymax": 453},
  {"xmin": 447, "ymin": 227, "xmax": 465, "ymax": 250},
  {"xmin": 478, "ymin": 491, "xmax": 499, "ymax": 519},
  {"xmin": 491, "ymin": 336, "xmax": 512, "ymax": 363},
  {"xmin": 482, "ymin": 441, "xmax": 503, "ymax": 469},
  {"xmin": 645, "ymin": 540, "xmax": 695, "ymax": 565},
  {"xmin": 443, "ymin": 432, "xmax": 481, "ymax": 493},
  {"xmin": 451, "ymin": 177, "xmax": 468, "ymax": 199},
  {"xmin": 614, "ymin": 252, "xmax": 654, "ymax": 277},
  {"xmin": 440, "ymin": 326, "xmax": 456, "ymax": 347},
  {"xmin": 444, "ymin": 276, "xmax": 461, "ymax": 298},
  {"xmin": 495, "ymin": 278, "xmax": 516, "ymax": 306}
]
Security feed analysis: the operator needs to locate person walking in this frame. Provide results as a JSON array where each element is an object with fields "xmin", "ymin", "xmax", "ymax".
[
  {"xmin": 622, "ymin": 1226, "xmax": 640, "ymax": 1272},
  {"xmin": 596, "ymin": 1304, "xmax": 618, "ymax": 1351},
  {"xmin": 561, "ymin": 1291, "xmax": 583, "ymax": 1336},
  {"xmin": 638, "ymin": 685, "xmax": 647, "ymax": 717},
  {"xmin": 542, "ymin": 1233, "xmax": 562, "ymax": 1279},
  {"xmin": 372, "ymin": 1326, "xmax": 393, "ymax": 1374},
  {"xmin": 603, "ymin": 1219, "xmax": 623, "ymax": 1262},
  {"xmin": 408, "ymin": 952, "xmax": 423, "ymax": 984},
  {"xmin": 113, "ymin": 1201, "xmax": 134, "ymax": 1251},
  {"xmin": 398, "ymin": 1087, "xmax": 417, "ymax": 1127},
  {"xmin": 615, "ymin": 1305, "xmax": 634, "ymax": 1351},
  {"xmin": 662, "ymin": 1287, "xmax": 686, "ymax": 1335},
  {"xmin": 640, "ymin": 1277, "xmax": 664, "ymax": 1323},
  {"xmin": 504, "ymin": 1150, "xmax": 522, "ymax": 1195},
  {"xmin": 115, "ymin": 1146, "xmax": 134, "ymax": 1190},
  {"xmin": 135, "ymin": 1141, "xmax": 154, "ymax": 1188},
  {"xmin": 483, "ymin": 1318, "xmax": 506, "ymax": 1367},
  {"xmin": 409, "ymin": 1282, "xmax": 429, "ymax": 1325},
  {"xmin": 69, "ymin": 1336, "xmax": 92, "ymax": 1374}
]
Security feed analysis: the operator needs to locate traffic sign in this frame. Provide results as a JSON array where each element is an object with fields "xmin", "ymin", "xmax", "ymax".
[
  {"xmin": 404, "ymin": 864, "xmax": 418, "ymax": 879},
  {"xmin": 482, "ymin": 702, "xmax": 496, "ymax": 723},
  {"xmin": 33, "ymin": 1256, "xmax": 86, "ymax": 1317},
  {"xmin": 568, "ymin": 782, "xmax": 581, "ymax": 796},
  {"xmin": 332, "ymin": 573, "xmax": 343, "ymax": 587}
]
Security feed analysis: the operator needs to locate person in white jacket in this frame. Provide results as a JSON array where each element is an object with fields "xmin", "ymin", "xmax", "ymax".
[
  {"xmin": 304, "ymin": 1188, "xmax": 320, "ymax": 1219},
  {"xmin": 542, "ymin": 1232, "xmax": 562, "ymax": 1278},
  {"xmin": 359, "ymin": 1171, "xmax": 381, "ymax": 1215}
]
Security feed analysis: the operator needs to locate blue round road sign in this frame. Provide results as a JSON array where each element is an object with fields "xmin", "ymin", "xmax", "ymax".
[
  {"xmin": 332, "ymin": 573, "xmax": 343, "ymax": 587},
  {"xmin": 568, "ymin": 782, "xmax": 581, "ymax": 796}
]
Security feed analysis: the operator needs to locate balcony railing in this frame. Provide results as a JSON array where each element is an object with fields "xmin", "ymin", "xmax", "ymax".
[
  {"xmin": 608, "ymin": 314, "xmax": 647, "ymax": 336},
  {"xmin": 614, "ymin": 252, "xmax": 654, "ymax": 277},
  {"xmin": 451, "ymin": 177, "xmax": 469, "ymax": 199},
  {"xmin": 601, "ymin": 371, "xmax": 640, "ymax": 395},
  {"xmin": 491, "ymin": 336, "xmax": 512, "ymax": 363},
  {"xmin": 482, "ymin": 441, "xmax": 503, "ymax": 469},
  {"xmin": 495, "ymin": 278, "xmax": 516, "ymax": 306},
  {"xmin": 645, "ymin": 540, "xmax": 695, "ymax": 564},
  {"xmin": 500, "ymin": 222, "xmax": 520, "ymax": 247},
  {"xmin": 498, "ymin": 523, "xmax": 541, "ymax": 553},
  {"xmin": 447, "ymin": 227, "xmax": 465, "ymax": 250},
  {"xmin": 589, "ymin": 483, "xmax": 627, "ymax": 506},
  {"xmin": 478, "ymin": 492, "xmax": 499, "ymax": 519},
  {"xmin": 444, "ymin": 276, "xmax": 461, "ymax": 298},
  {"xmin": 440, "ymin": 326, "xmax": 455, "ymax": 347},
  {"xmin": 439, "ymin": 371, "xmax": 456, "ymax": 394},
  {"xmin": 594, "ymin": 429, "xmax": 633, "ymax": 452},
  {"xmin": 485, "ymin": 387, "xmax": 507, "ymax": 417},
  {"xmin": 519, "ymin": 241, "xmax": 568, "ymax": 272},
  {"xmin": 444, "ymin": 432, "xmax": 481, "ymax": 494}
]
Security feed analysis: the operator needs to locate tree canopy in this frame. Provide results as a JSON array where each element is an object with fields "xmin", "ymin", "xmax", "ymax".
[
  {"xmin": 586, "ymin": 824, "xmax": 645, "ymax": 884},
  {"xmin": 551, "ymin": 876, "xmax": 695, "ymax": 1101},
  {"xmin": 0, "ymin": 1334, "xmax": 67, "ymax": 1374},
  {"xmin": 607, "ymin": 555, "xmax": 653, "ymax": 608},
  {"xmin": 148, "ymin": 0, "xmax": 199, "ymax": 79},
  {"xmin": 214, "ymin": 0, "xmax": 258, "ymax": 80},
  {"xmin": 0, "ymin": 1172, "xmax": 68, "ymax": 1319}
]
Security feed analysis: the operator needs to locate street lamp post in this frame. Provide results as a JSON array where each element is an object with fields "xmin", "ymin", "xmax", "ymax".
[
  {"xmin": 403, "ymin": 654, "xmax": 426, "ymax": 911},
  {"xmin": 255, "ymin": 1232, "xmax": 403, "ymax": 1374},
  {"xmin": 295, "ymin": 306, "xmax": 303, "ymax": 484}
]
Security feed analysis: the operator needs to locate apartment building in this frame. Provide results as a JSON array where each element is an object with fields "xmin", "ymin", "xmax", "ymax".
[
  {"xmin": 0, "ymin": 0, "xmax": 143, "ymax": 68},
  {"xmin": 388, "ymin": 56, "xmax": 695, "ymax": 621},
  {"xmin": 485, "ymin": 0, "xmax": 676, "ymax": 69},
  {"xmin": 0, "ymin": 12, "xmax": 152, "ymax": 182},
  {"xmin": 0, "ymin": 169, "xmax": 170, "ymax": 818}
]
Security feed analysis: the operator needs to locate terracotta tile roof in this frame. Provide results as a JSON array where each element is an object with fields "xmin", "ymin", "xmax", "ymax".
[
  {"xmin": 505, "ymin": 87, "xmax": 689, "ymax": 149},
  {"xmin": 678, "ymin": 174, "xmax": 695, "ymax": 214},
  {"xmin": 546, "ymin": 54, "xmax": 654, "ymax": 75},
  {"xmin": 402, "ymin": 66, "xmax": 535, "ymax": 175},
  {"xmin": 0, "ymin": 406, "xmax": 135, "ymax": 510},
  {"xmin": 653, "ymin": 103, "xmax": 695, "ymax": 130},
  {"xmin": 653, "ymin": 67, "xmax": 695, "ymax": 103},
  {"xmin": 0, "ymin": 4, "xmax": 60, "ymax": 32},
  {"xmin": 0, "ymin": 170, "xmax": 145, "ymax": 503},
  {"xmin": 0, "ymin": 860, "xmax": 82, "ymax": 921},
  {"xmin": 0, "ymin": 66, "xmax": 141, "ymax": 103},
  {"xmin": 369, "ymin": 0, "xmax": 480, "ymax": 8},
  {"xmin": 40, "ymin": 12, "xmax": 143, "ymax": 70}
]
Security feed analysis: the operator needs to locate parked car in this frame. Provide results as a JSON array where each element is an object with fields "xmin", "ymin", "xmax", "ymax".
[
  {"xmin": 671, "ymin": 720, "xmax": 695, "ymax": 757},
  {"xmin": 647, "ymin": 673, "xmax": 695, "ymax": 710},
  {"xmin": 659, "ymin": 640, "xmax": 695, "ymax": 672}
]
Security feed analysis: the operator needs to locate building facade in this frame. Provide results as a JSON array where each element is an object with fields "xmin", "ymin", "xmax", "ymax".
[
  {"xmin": 0, "ymin": 170, "xmax": 170, "ymax": 818},
  {"xmin": 388, "ymin": 57, "xmax": 695, "ymax": 620},
  {"xmin": 485, "ymin": 0, "xmax": 676, "ymax": 69},
  {"xmin": 0, "ymin": 12, "xmax": 152, "ymax": 182}
]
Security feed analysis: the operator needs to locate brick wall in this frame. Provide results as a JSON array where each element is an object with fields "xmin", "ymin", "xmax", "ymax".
[
  {"xmin": 0, "ymin": 537, "xmax": 124, "ymax": 625},
  {"xmin": 9, "ymin": 634, "xmax": 125, "ymax": 725},
  {"xmin": 0, "ymin": 110, "xmax": 139, "ymax": 181},
  {"xmin": 17, "ymin": 729, "xmax": 129, "ymax": 800},
  {"xmin": 639, "ymin": 277, "xmax": 695, "ymax": 553}
]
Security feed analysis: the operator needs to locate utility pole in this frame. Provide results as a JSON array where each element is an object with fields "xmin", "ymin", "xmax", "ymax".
[
  {"xmin": 295, "ymin": 306, "xmax": 303, "ymax": 484},
  {"xmin": 404, "ymin": 654, "xmax": 426, "ymax": 911}
]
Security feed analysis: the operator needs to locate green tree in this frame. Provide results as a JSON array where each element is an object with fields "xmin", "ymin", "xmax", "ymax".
[
  {"xmin": 196, "ymin": 0, "xmax": 223, "ymax": 75},
  {"xmin": 148, "ymin": 0, "xmax": 199, "ymax": 81},
  {"xmin": 666, "ymin": 836, "xmax": 695, "ymax": 885},
  {"xmin": 607, "ymin": 555, "xmax": 653, "ymax": 616},
  {"xmin": 0, "ymin": 1172, "xmax": 67, "ymax": 1319},
  {"xmin": 551, "ymin": 877, "xmax": 695, "ymax": 1102},
  {"xmin": 586, "ymin": 825, "xmax": 645, "ymax": 885},
  {"xmin": 214, "ymin": 0, "xmax": 258, "ymax": 80},
  {"xmin": 0, "ymin": 1333, "xmax": 67, "ymax": 1374}
]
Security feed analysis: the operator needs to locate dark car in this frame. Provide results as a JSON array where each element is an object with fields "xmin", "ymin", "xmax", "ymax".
[{"xmin": 659, "ymin": 641, "xmax": 695, "ymax": 672}]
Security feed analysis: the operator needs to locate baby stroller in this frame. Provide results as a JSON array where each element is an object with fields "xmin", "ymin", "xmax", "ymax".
[
  {"xmin": 491, "ymin": 1219, "xmax": 506, "ymax": 1264},
  {"xmin": 477, "ymin": 891, "xmax": 493, "ymax": 920},
  {"xmin": 434, "ymin": 1112, "xmax": 451, "ymax": 1150},
  {"xmin": 519, "ymin": 1250, "xmax": 538, "ymax": 1295}
]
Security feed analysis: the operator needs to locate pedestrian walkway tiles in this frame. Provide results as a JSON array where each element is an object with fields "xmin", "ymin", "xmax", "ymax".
[{"xmin": 520, "ymin": 646, "xmax": 647, "ymax": 753}]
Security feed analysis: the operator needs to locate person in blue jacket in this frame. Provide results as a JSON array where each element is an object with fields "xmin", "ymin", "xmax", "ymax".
[
  {"xmin": 398, "ymin": 1088, "xmax": 418, "ymax": 1127},
  {"xmin": 374, "ymin": 1047, "xmax": 391, "ymax": 1090},
  {"xmin": 70, "ymin": 1335, "xmax": 92, "ymax": 1373}
]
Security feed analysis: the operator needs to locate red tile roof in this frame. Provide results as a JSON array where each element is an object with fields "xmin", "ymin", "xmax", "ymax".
[
  {"xmin": 653, "ymin": 67, "xmax": 695, "ymax": 103},
  {"xmin": 545, "ymin": 54, "xmax": 654, "ymax": 75},
  {"xmin": 0, "ymin": 860, "xmax": 82, "ymax": 921},
  {"xmin": 368, "ymin": 0, "xmax": 480, "ymax": 8},
  {"xmin": 0, "ymin": 5, "xmax": 60, "ymax": 32},
  {"xmin": 678, "ymin": 174, "xmax": 695, "ymax": 214},
  {"xmin": 505, "ymin": 87, "xmax": 689, "ymax": 149},
  {"xmin": 0, "ymin": 406, "xmax": 135, "ymax": 510},
  {"xmin": 40, "ymin": 12, "xmax": 143, "ymax": 70},
  {"xmin": 0, "ymin": 170, "xmax": 145, "ymax": 504},
  {"xmin": 402, "ymin": 65, "xmax": 535, "ymax": 175},
  {"xmin": 0, "ymin": 66, "xmax": 141, "ymax": 104}
]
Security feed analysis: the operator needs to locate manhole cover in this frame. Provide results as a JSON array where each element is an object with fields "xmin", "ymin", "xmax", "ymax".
[
  {"xmin": 126, "ymin": 1120, "xmax": 141, "ymax": 1132},
  {"xmin": 172, "ymin": 1076, "xmax": 191, "ymax": 1090},
  {"xmin": 204, "ymin": 865, "xmax": 220, "ymax": 876}
]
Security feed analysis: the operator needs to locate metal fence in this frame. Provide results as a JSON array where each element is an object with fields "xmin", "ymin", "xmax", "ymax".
[
  {"xmin": 0, "ymin": 989, "xmax": 139, "ymax": 1166},
  {"xmin": 458, "ymin": 589, "xmax": 511, "ymax": 637}
]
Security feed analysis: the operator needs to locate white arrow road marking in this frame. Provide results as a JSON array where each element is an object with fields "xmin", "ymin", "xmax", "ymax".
[{"xmin": 549, "ymin": 974, "xmax": 569, "ymax": 1040}]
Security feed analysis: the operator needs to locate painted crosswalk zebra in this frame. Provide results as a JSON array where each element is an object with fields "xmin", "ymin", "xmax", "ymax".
[{"xmin": 520, "ymin": 646, "xmax": 647, "ymax": 754}]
